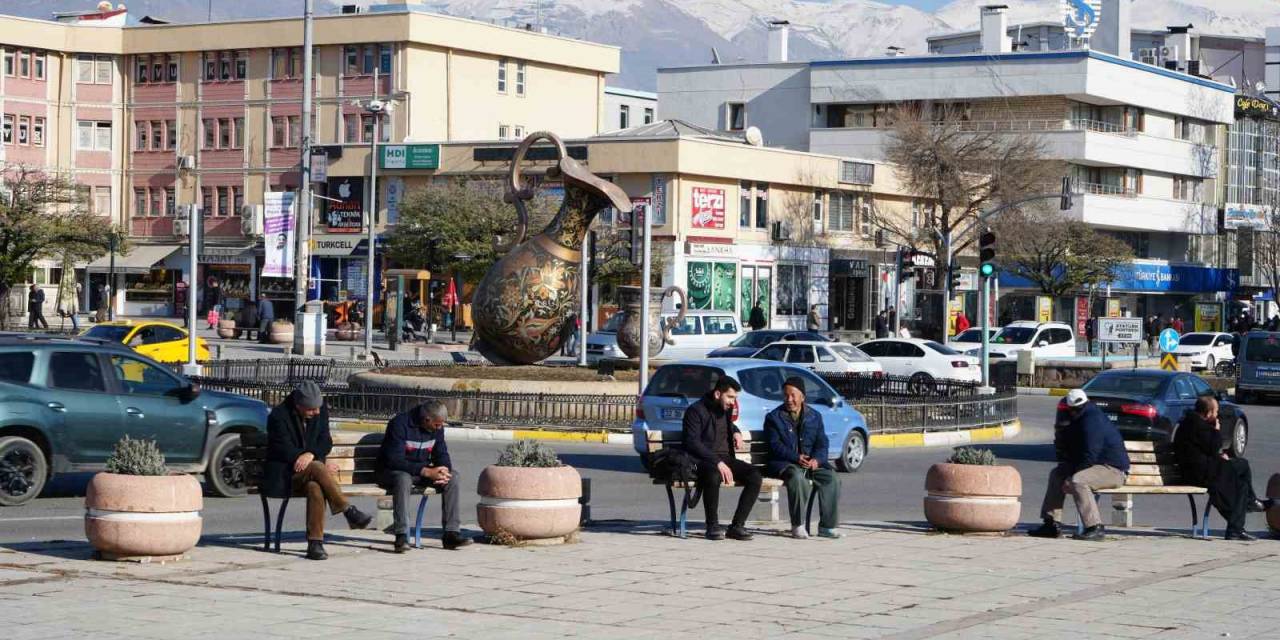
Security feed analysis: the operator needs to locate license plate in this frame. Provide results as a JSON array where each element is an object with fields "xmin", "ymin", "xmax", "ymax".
[{"xmin": 661, "ymin": 408, "xmax": 683, "ymax": 420}]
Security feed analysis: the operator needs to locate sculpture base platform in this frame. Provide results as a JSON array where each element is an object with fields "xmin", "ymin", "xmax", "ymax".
[{"xmin": 596, "ymin": 357, "xmax": 670, "ymax": 376}]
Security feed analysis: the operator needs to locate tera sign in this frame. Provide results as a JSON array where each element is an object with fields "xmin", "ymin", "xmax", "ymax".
[
  {"xmin": 1061, "ymin": 0, "xmax": 1102, "ymax": 40},
  {"xmin": 1097, "ymin": 317, "xmax": 1143, "ymax": 344},
  {"xmin": 690, "ymin": 187, "xmax": 726, "ymax": 229},
  {"xmin": 380, "ymin": 144, "xmax": 440, "ymax": 169}
]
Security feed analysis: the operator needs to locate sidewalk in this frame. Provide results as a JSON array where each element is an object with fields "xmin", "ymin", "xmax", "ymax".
[{"xmin": 4, "ymin": 521, "xmax": 1278, "ymax": 639}]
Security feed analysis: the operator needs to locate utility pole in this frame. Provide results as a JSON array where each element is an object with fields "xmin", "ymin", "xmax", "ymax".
[
  {"xmin": 363, "ymin": 67, "xmax": 381, "ymax": 359},
  {"xmin": 293, "ymin": 0, "xmax": 315, "ymax": 355},
  {"xmin": 183, "ymin": 206, "xmax": 202, "ymax": 376},
  {"xmin": 638, "ymin": 205, "xmax": 652, "ymax": 392},
  {"xmin": 578, "ymin": 230, "xmax": 590, "ymax": 367}
]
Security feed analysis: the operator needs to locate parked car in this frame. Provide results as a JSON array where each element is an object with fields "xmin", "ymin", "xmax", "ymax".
[
  {"xmin": 1235, "ymin": 330, "xmax": 1280, "ymax": 404},
  {"xmin": 633, "ymin": 359, "xmax": 870, "ymax": 472},
  {"xmin": 988, "ymin": 321, "xmax": 1075, "ymax": 360},
  {"xmin": 1056, "ymin": 369, "xmax": 1246, "ymax": 457},
  {"xmin": 708, "ymin": 329, "xmax": 831, "ymax": 358},
  {"xmin": 0, "ymin": 335, "xmax": 269, "ymax": 506},
  {"xmin": 586, "ymin": 310, "xmax": 742, "ymax": 363},
  {"xmin": 952, "ymin": 327, "xmax": 1000, "ymax": 350},
  {"xmin": 82, "ymin": 321, "xmax": 210, "ymax": 364},
  {"xmin": 1170, "ymin": 332, "xmax": 1234, "ymax": 372},
  {"xmin": 855, "ymin": 338, "xmax": 981, "ymax": 389},
  {"xmin": 753, "ymin": 340, "xmax": 883, "ymax": 375}
]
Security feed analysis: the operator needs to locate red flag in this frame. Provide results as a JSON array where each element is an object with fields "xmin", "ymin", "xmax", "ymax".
[{"xmin": 442, "ymin": 279, "xmax": 458, "ymax": 308}]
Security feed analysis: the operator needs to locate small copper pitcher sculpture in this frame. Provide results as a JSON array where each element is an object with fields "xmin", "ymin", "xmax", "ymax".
[
  {"xmin": 615, "ymin": 285, "xmax": 687, "ymax": 359},
  {"xmin": 472, "ymin": 132, "xmax": 631, "ymax": 364}
]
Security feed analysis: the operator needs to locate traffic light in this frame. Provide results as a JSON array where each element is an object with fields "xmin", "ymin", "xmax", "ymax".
[
  {"xmin": 948, "ymin": 264, "xmax": 961, "ymax": 292},
  {"xmin": 979, "ymin": 229, "xmax": 997, "ymax": 278}
]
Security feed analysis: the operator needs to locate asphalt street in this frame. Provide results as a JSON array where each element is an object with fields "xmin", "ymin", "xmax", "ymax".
[{"xmin": 5, "ymin": 395, "xmax": 1280, "ymax": 545}]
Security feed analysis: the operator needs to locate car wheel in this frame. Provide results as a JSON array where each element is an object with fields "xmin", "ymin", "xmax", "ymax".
[
  {"xmin": 206, "ymin": 432, "xmax": 248, "ymax": 498},
  {"xmin": 0, "ymin": 436, "xmax": 48, "ymax": 507},
  {"xmin": 836, "ymin": 430, "xmax": 867, "ymax": 473},
  {"xmin": 1205, "ymin": 356, "xmax": 1215, "ymax": 373},
  {"xmin": 907, "ymin": 372, "xmax": 935, "ymax": 396},
  {"xmin": 1232, "ymin": 419, "xmax": 1248, "ymax": 458}
]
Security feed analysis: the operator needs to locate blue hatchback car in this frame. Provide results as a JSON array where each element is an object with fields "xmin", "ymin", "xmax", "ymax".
[{"xmin": 633, "ymin": 358, "xmax": 870, "ymax": 472}]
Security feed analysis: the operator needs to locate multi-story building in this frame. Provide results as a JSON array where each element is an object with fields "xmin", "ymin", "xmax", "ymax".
[
  {"xmin": 658, "ymin": 8, "xmax": 1238, "ymax": 332},
  {"xmin": 604, "ymin": 87, "xmax": 657, "ymax": 131},
  {"xmin": 1, "ymin": 0, "xmax": 619, "ymax": 318}
]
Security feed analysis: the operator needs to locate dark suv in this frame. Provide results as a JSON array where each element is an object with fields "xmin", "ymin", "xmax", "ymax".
[{"xmin": 0, "ymin": 334, "xmax": 268, "ymax": 506}]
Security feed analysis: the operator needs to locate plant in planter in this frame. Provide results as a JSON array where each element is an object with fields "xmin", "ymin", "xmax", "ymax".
[
  {"xmin": 85, "ymin": 436, "xmax": 203, "ymax": 561},
  {"xmin": 923, "ymin": 446, "xmax": 1021, "ymax": 533},
  {"xmin": 477, "ymin": 440, "xmax": 581, "ymax": 542}
]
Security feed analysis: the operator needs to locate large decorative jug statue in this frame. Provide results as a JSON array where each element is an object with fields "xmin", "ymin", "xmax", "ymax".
[
  {"xmin": 615, "ymin": 285, "xmax": 687, "ymax": 359},
  {"xmin": 472, "ymin": 132, "xmax": 632, "ymax": 365}
]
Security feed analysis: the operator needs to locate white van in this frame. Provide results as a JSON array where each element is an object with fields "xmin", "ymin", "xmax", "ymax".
[
  {"xmin": 585, "ymin": 311, "xmax": 741, "ymax": 363},
  {"xmin": 988, "ymin": 321, "xmax": 1076, "ymax": 360}
]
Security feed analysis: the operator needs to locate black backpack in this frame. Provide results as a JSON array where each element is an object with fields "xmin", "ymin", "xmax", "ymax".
[{"xmin": 649, "ymin": 448, "xmax": 697, "ymax": 484}]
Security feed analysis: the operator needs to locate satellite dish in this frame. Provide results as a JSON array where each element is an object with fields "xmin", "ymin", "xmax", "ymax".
[
  {"xmin": 1257, "ymin": 81, "xmax": 1267, "ymax": 93},
  {"xmin": 745, "ymin": 126, "xmax": 764, "ymax": 147}
]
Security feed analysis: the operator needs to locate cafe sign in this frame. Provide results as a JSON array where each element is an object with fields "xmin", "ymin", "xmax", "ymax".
[{"xmin": 1235, "ymin": 95, "xmax": 1280, "ymax": 120}]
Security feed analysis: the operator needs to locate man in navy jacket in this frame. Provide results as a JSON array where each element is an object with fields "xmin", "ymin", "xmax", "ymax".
[
  {"xmin": 1030, "ymin": 389, "xmax": 1130, "ymax": 541},
  {"xmin": 764, "ymin": 377, "xmax": 842, "ymax": 539},
  {"xmin": 377, "ymin": 400, "xmax": 471, "ymax": 553}
]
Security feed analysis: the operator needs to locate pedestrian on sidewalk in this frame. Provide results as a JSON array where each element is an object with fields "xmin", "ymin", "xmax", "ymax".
[
  {"xmin": 27, "ymin": 284, "xmax": 48, "ymax": 329},
  {"xmin": 683, "ymin": 376, "xmax": 761, "ymax": 541},
  {"xmin": 1028, "ymin": 389, "xmax": 1129, "ymax": 541},
  {"xmin": 264, "ymin": 381, "xmax": 373, "ymax": 560},
  {"xmin": 749, "ymin": 299, "xmax": 767, "ymax": 331},
  {"xmin": 257, "ymin": 297, "xmax": 274, "ymax": 344},
  {"xmin": 874, "ymin": 309, "xmax": 888, "ymax": 339},
  {"xmin": 376, "ymin": 400, "xmax": 471, "ymax": 553},
  {"xmin": 806, "ymin": 304, "xmax": 821, "ymax": 332},
  {"xmin": 203, "ymin": 276, "xmax": 223, "ymax": 330},
  {"xmin": 764, "ymin": 377, "xmax": 841, "ymax": 540},
  {"xmin": 954, "ymin": 311, "xmax": 970, "ymax": 336},
  {"xmin": 1174, "ymin": 396, "xmax": 1272, "ymax": 541}
]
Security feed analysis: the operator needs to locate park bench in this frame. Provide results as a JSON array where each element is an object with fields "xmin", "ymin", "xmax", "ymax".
[
  {"xmin": 1074, "ymin": 440, "xmax": 1211, "ymax": 538},
  {"xmin": 241, "ymin": 431, "xmax": 439, "ymax": 551},
  {"xmin": 647, "ymin": 430, "xmax": 818, "ymax": 538}
]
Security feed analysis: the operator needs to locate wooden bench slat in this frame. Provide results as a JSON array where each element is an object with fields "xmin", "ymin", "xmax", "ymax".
[
  {"xmin": 1126, "ymin": 464, "xmax": 1181, "ymax": 477},
  {"xmin": 1099, "ymin": 485, "xmax": 1207, "ymax": 495}
]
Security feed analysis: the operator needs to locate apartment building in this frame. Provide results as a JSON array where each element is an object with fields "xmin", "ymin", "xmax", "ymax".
[
  {"xmin": 0, "ymin": 0, "xmax": 619, "ymax": 317},
  {"xmin": 603, "ymin": 87, "xmax": 657, "ymax": 131},
  {"xmin": 658, "ymin": 8, "xmax": 1238, "ymax": 331}
]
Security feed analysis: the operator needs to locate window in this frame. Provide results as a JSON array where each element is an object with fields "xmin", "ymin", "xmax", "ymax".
[
  {"xmin": 17, "ymin": 51, "xmax": 29, "ymax": 77},
  {"xmin": 203, "ymin": 118, "xmax": 216, "ymax": 149},
  {"xmin": 33, "ymin": 51, "xmax": 44, "ymax": 79},
  {"xmin": 77, "ymin": 55, "xmax": 94, "ymax": 83},
  {"xmin": 219, "ymin": 51, "xmax": 231, "ymax": 80},
  {"xmin": 135, "ymin": 120, "xmax": 148, "ymax": 150},
  {"xmin": 288, "ymin": 116, "xmax": 301, "ymax": 147},
  {"xmin": 381, "ymin": 117, "xmax": 393, "ymax": 142},
  {"xmin": 167, "ymin": 54, "xmax": 178, "ymax": 82},
  {"xmin": 670, "ymin": 316, "xmax": 700, "ymax": 336},
  {"xmin": 136, "ymin": 57, "xmax": 148, "ymax": 83},
  {"xmin": 166, "ymin": 120, "xmax": 176, "ymax": 149},
  {"xmin": 203, "ymin": 53, "xmax": 217, "ymax": 81},
  {"xmin": 48, "ymin": 352, "xmax": 106, "ymax": 392},
  {"xmin": 3, "ymin": 51, "xmax": 12, "ymax": 76},
  {"xmin": 0, "ymin": 352, "xmax": 34, "ymax": 383},
  {"xmin": 362, "ymin": 44, "xmax": 376, "ymax": 75},
  {"xmin": 515, "ymin": 61, "xmax": 526, "ymax": 95},
  {"xmin": 134, "ymin": 188, "xmax": 147, "ymax": 216},
  {"xmin": 1174, "ymin": 176, "xmax": 1201, "ymax": 201},
  {"xmin": 344, "ymin": 115, "xmax": 359, "ymax": 143},
  {"xmin": 754, "ymin": 182, "xmax": 769, "ymax": 229},
  {"xmin": 840, "ymin": 160, "xmax": 874, "ymax": 184},
  {"xmin": 16, "ymin": 116, "xmax": 29, "ymax": 145},
  {"xmin": 379, "ymin": 44, "xmax": 392, "ymax": 75},
  {"xmin": 150, "ymin": 190, "xmax": 163, "ymax": 221},
  {"xmin": 233, "ymin": 188, "xmax": 243, "ymax": 216},
  {"xmin": 776, "ymin": 264, "xmax": 809, "ymax": 316},
  {"xmin": 78, "ymin": 121, "xmax": 112, "ymax": 150},
  {"xmin": 755, "ymin": 345, "xmax": 787, "ymax": 361},
  {"xmin": 812, "ymin": 190, "xmax": 824, "ymax": 231},
  {"xmin": 94, "ymin": 56, "xmax": 112, "ymax": 84},
  {"xmin": 151, "ymin": 58, "xmax": 162, "ymax": 83},
  {"xmin": 727, "ymin": 102, "xmax": 745, "ymax": 130},
  {"xmin": 858, "ymin": 194, "xmax": 873, "ymax": 237},
  {"xmin": 202, "ymin": 187, "xmax": 213, "ymax": 216},
  {"xmin": 89, "ymin": 186, "xmax": 110, "ymax": 216},
  {"xmin": 234, "ymin": 50, "xmax": 247, "ymax": 80},
  {"xmin": 32, "ymin": 117, "xmax": 44, "ymax": 146},
  {"xmin": 218, "ymin": 118, "xmax": 231, "ymax": 149},
  {"xmin": 619, "ymin": 104, "xmax": 630, "ymax": 129},
  {"xmin": 830, "ymin": 192, "xmax": 854, "ymax": 232},
  {"xmin": 1, "ymin": 115, "xmax": 10, "ymax": 144},
  {"xmin": 644, "ymin": 107, "xmax": 654, "ymax": 124},
  {"xmin": 739, "ymin": 182, "xmax": 752, "ymax": 227},
  {"xmin": 361, "ymin": 115, "xmax": 375, "ymax": 143},
  {"xmin": 233, "ymin": 117, "xmax": 244, "ymax": 149},
  {"xmin": 344, "ymin": 46, "xmax": 359, "ymax": 75},
  {"xmin": 217, "ymin": 187, "xmax": 229, "ymax": 217},
  {"xmin": 150, "ymin": 120, "xmax": 162, "ymax": 151},
  {"xmin": 272, "ymin": 116, "xmax": 287, "ymax": 147},
  {"xmin": 497, "ymin": 57, "xmax": 507, "ymax": 92},
  {"xmin": 498, "ymin": 124, "xmax": 510, "ymax": 140},
  {"xmin": 111, "ymin": 355, "xmax": 183, "ymax": 396}
]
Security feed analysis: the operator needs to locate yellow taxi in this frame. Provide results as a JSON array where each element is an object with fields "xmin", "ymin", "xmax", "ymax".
[{"xmin": 82, "ymin": 321, "xmax": 210, "ymax": 363}]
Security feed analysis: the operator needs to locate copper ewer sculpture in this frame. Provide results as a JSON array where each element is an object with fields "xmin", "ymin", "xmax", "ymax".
[
  {"xmin": 614, "ymin": 285, "xmax": 687, "ymax": 359},
  {"xmin": 472, "ymin": 132, "xmax": 632, "ymax": 365}
]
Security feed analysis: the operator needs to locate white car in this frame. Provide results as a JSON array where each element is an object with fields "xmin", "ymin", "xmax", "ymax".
[
  {"xmin": 952, "ymin": 327, "xmax": 1000, "ymax": 350},
  {"xmin": 855, "ymin": 338, "xmax": 981, "ymax": 385},
  {"xmin": 585, "ymin": 311, "xmax": 742, "ymax": 363},
  {"xmin": 988, "ymin": 321, "xmax": 1076, "ymax": 360},
  {"xmin": 751, "ymin": 340, "xmax": 884, "ymax": 375},
  {"xmin": 1171, "ymin": 332, "xmax": 1234, "ymax": 371}
]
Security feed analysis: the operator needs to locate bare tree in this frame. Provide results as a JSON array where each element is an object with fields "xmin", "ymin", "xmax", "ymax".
[{"xmin": 993, "ymin": 204, "xmax": 1133, "ymax": 298}]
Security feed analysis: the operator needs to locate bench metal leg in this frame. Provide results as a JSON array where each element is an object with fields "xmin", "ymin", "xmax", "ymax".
[
  {"xmin": 412, "ymin": 493, "xmax": 430, "ymax": 549},
  {"xmin": 1189, "ymin": 494, "xmax": 1213, "ymax": 539},
  {"xmin": 259, "ymin": 495, "xmax": 272, "ymax": 552},
  {"xmin": 804, "ymin": 485, "xmax": 817, "ymax": 536},
  {"xmin": 679, "ymin": 487, "xmax": 695, "ymax": 539},
  {"xmin": 274, "ymin": 497, "xmax": 291, "ymax": 552}
]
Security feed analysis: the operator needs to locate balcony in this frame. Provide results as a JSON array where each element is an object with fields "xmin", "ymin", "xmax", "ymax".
[{"xmin": 1064, "ymin": 191, "xmax": 1214, "ymax": 233}]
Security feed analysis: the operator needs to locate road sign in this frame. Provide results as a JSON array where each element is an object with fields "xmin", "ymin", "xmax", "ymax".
[
  {"xmin": 1097, "ymin": 317, "xmax": 1142, "ymax": 343},
  {"xmin": 1160, "ymin": 353, "xmax": 1179, "ymax": 372},
  {"xmin": 1159, "ymin": 328, "xmax": 1181, "ymax": 353}
]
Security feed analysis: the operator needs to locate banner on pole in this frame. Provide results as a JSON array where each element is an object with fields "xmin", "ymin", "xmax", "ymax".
[{"xmin": 263, "ymin": 191, "xmax": 296, "ymax": 278}]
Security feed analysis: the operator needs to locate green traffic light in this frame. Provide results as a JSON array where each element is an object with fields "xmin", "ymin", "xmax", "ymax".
[{"xmin": 980, "ymin": 263, "xmax": 994, "ymax": 277}]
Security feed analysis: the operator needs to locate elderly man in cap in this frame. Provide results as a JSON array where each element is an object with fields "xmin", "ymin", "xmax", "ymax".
[
  {"xmin": 264, "ymin": 380, "xmax": 374, "ymax": 560},
  {"xmin": 1029, "ymin": 388, "xmax": 1129, "ymax": 541},
  {"xmin": 377, "ymin": 400, "xmax": 471, "ymax": 553},
  {"xmin": 764, "ymin": 376, "xmax": 842, "ymax": 539}
]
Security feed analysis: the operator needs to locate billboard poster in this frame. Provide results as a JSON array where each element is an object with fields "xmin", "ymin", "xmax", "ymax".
[
  {"xmin": 651, "ymin": 175, "xmax": 668, "ymax": 226},
  {"xmin": 1195, "ymin": 302, "xmax": 1222, "ymax": 333},
  {"xmin": 1036, "ymin": 296, "xmax": 1053, "ymax": 323},
  {"xmin": 325, "ymin": 177, "xmax": 364, "ymax": 233},
  {"xmin": 1075, "ymin": 296, "xmax": 1089, "ymax": 336},
  {"xmin": 385, "ymin": 177, "xmax": 403, "ymax": 226},
  {"xmin": 1106, "ymin": 298, "xmax": 1121, "ymax": 318},
  {"xmin": 263, "ymin": 191, "xmax": 296, "ymax": 278},
  {"xmin": 691, "ymin": 187, "xmax": 726, "ymax": 229}
]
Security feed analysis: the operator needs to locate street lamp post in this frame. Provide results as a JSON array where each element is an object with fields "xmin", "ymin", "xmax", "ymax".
[
  {"xmin": 107, "ymin": 231, "xmax": 118, "ymax": 321},
  {"xmin": 351, "ymin": 68, "xmax": 393, "ymax": 359},
  {"xmin": 293, "ymin": 0, "xmax": 315, "ymax": 355}
]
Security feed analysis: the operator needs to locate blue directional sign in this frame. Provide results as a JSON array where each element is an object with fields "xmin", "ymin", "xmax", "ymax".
[{"xmin": 1159, "ymin": 328, "xmax": 1180, "ymax": 353}]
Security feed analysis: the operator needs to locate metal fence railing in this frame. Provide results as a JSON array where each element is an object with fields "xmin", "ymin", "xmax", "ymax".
[
  {"xmin": 820, "ymin": 372, "xmax": 983, "ymax": 399},
  {"xmin": 172, "ymin": 358, "xmax": 463, "ymax": 384},
  {"xmin": 857, "ymin": 391, "xmax": 1018, "ymax": 434}
]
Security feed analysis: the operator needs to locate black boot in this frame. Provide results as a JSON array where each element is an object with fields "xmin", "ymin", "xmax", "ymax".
[
  {"xmin": 443, "ymin": 531, "xmax": 473, "ymax": 550},
  {"xmin": 1226, "ymin": 529, "xmax": 1258, "ymax": 541},
  {"xmin": 705, "ymin": 525, "xmax": 727, "ymax": 541},
  {"xmin": 1072, "ymin": 525, "xmax": 1105, "ymax": 541},
  {"xmin": 726, "ymin": 525, "xmax": 754, "ymax": 541},
  {"xmin": 344, "ymin": 505, "xmax": 373, "ymax": 530},
  {"xmin": 306, "ymin": 541, "xmax": 328, "ymax": 560},
  {"xmin": 1027, "ymin": 519, "xmax": 1061, "ymax": 539},
  {"xmin": 393, "ymin": 534, "xmax": 409, "ymax": 554}
]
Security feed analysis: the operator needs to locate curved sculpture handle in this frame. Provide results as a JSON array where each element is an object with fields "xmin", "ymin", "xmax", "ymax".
[
  {"xmin": 495, "ymin": 131, "xmax": 567, "ymax": 254},
  {"xmin": 660, "ymin": 286, "xmax": 688, "ymax": 345}
]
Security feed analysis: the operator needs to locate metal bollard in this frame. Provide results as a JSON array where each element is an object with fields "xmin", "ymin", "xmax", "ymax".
[{"xmin": 579, "ymin": 478, "xmax": 591, "ymax": 526}]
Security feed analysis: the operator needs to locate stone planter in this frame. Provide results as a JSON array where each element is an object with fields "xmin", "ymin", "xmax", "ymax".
[
  {"xmin": 216, "ymin": 319, "xmax": 237, "ymax": 339},
  {"xmin": 334, "ymin": 322, "xmax": 358, "ymax": 341},
  {"xmin": 924, "ymin": 463, "xmax": 1021, "ymax": 533},
  {"xmin": 1267, "ymin": 473, "xmax": 1280, "ymax": 534},
  {"xmin": 477, "ymin": 465, "xmax": 581, "ymax": 541},
  {"xmin": 85, "ymin": 473, "xmax": 202, "ymax": 560},
  {"xmin": 269, "ymin": 320, "xmax": 294, "ymax": 345}
]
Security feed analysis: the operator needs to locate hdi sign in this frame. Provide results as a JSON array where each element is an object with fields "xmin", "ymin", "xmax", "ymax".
[{"xmin": 380, "ymin": 144, "xmax": 440, "ymax": 169}]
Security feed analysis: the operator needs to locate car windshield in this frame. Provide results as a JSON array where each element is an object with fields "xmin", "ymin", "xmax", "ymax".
[
  {"xmin": 600, "ymin": 314, "xmax": 623, "ymax": 333},
  {"xmin": 1245, "ymin": 335, "xmax": 1280, "ymax": 363},
  {"xmin": 954, "ymin": 329, "xmax": 985, "ymax": 342},
  {"xmin": 993, "ymin": 327, "xmax": 1035, "ymax": 344},
  {"xmin": 645, "ymin": 365, "xmax": 723, "ymax": 399},
  {"xmin": 1178, "ymin": 334, "xmax": 1214, "ymax": 346},
  {"xmin": 1083, "ymin": 374, "xmax": 1165, "ymax": 396},
  {"xmin": 730, "ymin": 332, "xmax": 779, "ymax": 348},
  {"xmin": 924, "ymin": 341, "xmax": 962, "ymax": 356},
  {"xmin": 832, "ymin": 344, "xmax": 873, "ymax": 362},
  {"xmin": 83, "ymin": 325, "xmax": 131, "ymax": 343}
]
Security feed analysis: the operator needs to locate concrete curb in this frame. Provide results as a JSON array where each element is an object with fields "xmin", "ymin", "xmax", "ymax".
[
  {"xmin": 1017, "ymin": 387, "xmax": 1071, "ymax": 397},
  {"xmin": 869, "ymin": 419, "xmax": 1021, "ymax": 449},
  {"xmin": 334, "ymin": 420, "xmax": 633, "ymax": 446}
]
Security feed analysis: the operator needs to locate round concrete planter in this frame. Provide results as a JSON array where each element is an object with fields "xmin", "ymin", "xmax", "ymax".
[
  {"xmin": 923, "ymin": 463, "xmax": 1021, "ymax": 533},
  {"xmin": 477, "ymin": 465, "xmax": 581, "ymax": 541},
  {"xmin": 216, "ymin": 319, "xmax": 237, "ymax": 339},
  {"xmin": 1266, "ymin": 473, "xmax": 1280, "ymax": 534},
  {"xmin": 85, "ymin": 473, "xmax": 202, "ymax": 560},
  {"xmin": 269, "ymin": 320, "xmax": 294, "ymax": 345}
]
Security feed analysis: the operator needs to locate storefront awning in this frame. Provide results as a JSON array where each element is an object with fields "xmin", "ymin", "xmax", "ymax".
[{"xmin": 84, "ymin": 244, "xmax": 180, "ymax": 275}]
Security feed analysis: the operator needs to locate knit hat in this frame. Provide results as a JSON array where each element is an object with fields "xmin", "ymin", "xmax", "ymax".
[
  {"xmin": 783, "ymin": 376, "xmax": 806, "ymax": 395},
  {"xmin": 291, "ymin": 380, "xmax": 324, "ymax": 410}
]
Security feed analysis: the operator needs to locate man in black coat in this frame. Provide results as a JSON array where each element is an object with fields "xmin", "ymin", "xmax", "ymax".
[
  {"xmin": 683, "ymin": 376, "xmax": 761, "ymax": 541},
  {"xmin": 376, "ymin": 400, "xmax": 471, "ymax": 553},
  {"xmin": 264, "ymin": 381, "xmax": 373, "ymax": 560},
  {"xmin": 27, "ymin": 284, "xmax": 48, "ymax": 329},
  {"xmin": 748, "ymin": 299, "xmax": 767, "ymax": 331},
  {"xmin": 1174, "ymin": 396, "xmax": 1271, "ymax": 540},
  {"xmin": 873, "ymin": 309, "xmax": 888, "ymax": 339}
]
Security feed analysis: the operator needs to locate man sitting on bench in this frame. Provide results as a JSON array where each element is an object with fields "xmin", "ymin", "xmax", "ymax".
[
  {"xmin": 265, "ymin": 381, "xmax": 373, "ymax": 560},
  {"xmin": 683, "ymin": 376, "xmax": 761, "ymax": 541},
  {"xmin": 1175, "ymin": 396, "xmax": 1273, "ymax": 541},
  {"xmin": 1029, "ymin": 388, "xmax": 1129, "ymax": 541},
  {"xmin": 377, "ymin": 400, "xmax": 471, "ymax": 553},
  {"xmin": 764, "ymin": 377, "xmax": 842, "ymax": 540}
]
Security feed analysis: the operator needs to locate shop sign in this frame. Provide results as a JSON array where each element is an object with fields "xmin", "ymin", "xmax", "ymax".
[
  {"xmin": 1106, "ymin": 298, "xmax": 1121, "ymax": 318},
  {"xmin": 651, "ymin": 175, "xmax": 668, "ymax": 226},
  {"xmin": 1097, "ymin": 317, "xmax": 1143, "ymax": 344},
  {"xmin": 1224, "ymin": 203, "xmax": 1268, "ymax": 230},
  {"xmin": 325, "ymin": 177, "xmax": 364, "ymax": 233},
  {"xmin": 312, "ymin": 236, "xmax": 360, "ymax": 256},
  {"xmin": 380, "ymin": 144, "xmax": 440, "ymax": 170},
  {"xmin": 310, "ymin": 153, "xmax": 328, "ymax": 183},
  {"xmin": 1001, "ymin": 263, "xmax": 1240, "ymax": 294},
  {"xmin": 1235, "ymin": 95, "xmax": 1280, "ymax": 120},
  {"xmin": 687, "ymin": 242, "xmax": 735, "ymax": 258},
  {"xmin": 691, "ymin": 187, "xmax": 726, "ymax": 230},
  {"xmin": 1036, "ymin": 296, "xmax": 1053, "ymax": 323},
  {"xmin": 1075, "ymin": 296, "xmax": 1089, "ymax": 336},
  {"xmin": 1195, "ymin": 302, "xmax": 1222, "ymax": 332},
  {"xmin": 199, "ymin": 253, "xmax": 253, "ymax": 265}
]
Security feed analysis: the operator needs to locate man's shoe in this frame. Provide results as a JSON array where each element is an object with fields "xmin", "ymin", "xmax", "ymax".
[
  {"xmin": 726, "ymin": 525, "xmax": 754, "ymax": 541},
  {"xmin": 343, "ymin": 505, "xmax": 373, "ymax": 530},
  {"xmin": 790, "ymin": 526, "xmax": 809, "ymax": 540},
  {"xmin": 393, "ymin": 534, "xmax": 409, "ymax": 554},
  {"xmin": 442, "ymin": 531, "xmax": 474, "ymax": 550},
  {"xmin": 1072, "ymin": 525, "xmax": 1105, "ymax": 541},
  {"xmin": 305, "ymin": 541, "xmax": 328, "ymax": 560},
  {"xmin": 705, "ymin": 525, "xmax": 727, "ymax": 541},
  {"xmin": 1248, "ymin": 499, "xmax": 1268, "ymax": 513},
  {"xmin": 1027, "ymin": 520, "xmax": 1062, "ymax": 539},
  {"xmin": 1226, "ymin": 529, "xmax": 1258, "ymax": 541},
  {"xmin": 818, "ymin": 527, "xmax": 844, "ymax": 539}
]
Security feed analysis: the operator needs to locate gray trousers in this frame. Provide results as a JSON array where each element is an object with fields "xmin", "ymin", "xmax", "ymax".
[
  {"xmin": 383, "ymin": 469, "xmax": 460, "ymax": 535},
  {"xmin": 780, "ymin": 464, "xmax": 840, "ymax": 529},
  {"xmin": 1040, "ymin": 463, "xmax": 1126, "ymax": 528}
]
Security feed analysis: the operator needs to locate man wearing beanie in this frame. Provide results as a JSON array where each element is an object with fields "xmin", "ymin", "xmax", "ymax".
[
  {"xmin": 264, "ymin": 380, "xmax": 374, "ymax": 560},
  {"xmin": 764, "ymin": 376, "xmax": 842, "ymax": 539}
]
